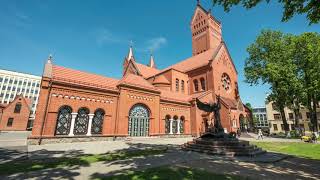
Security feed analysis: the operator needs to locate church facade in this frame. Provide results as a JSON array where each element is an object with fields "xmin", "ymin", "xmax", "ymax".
[{"xmin": 29, "ymin": 3, "xmax": 251, "ymax": 144}]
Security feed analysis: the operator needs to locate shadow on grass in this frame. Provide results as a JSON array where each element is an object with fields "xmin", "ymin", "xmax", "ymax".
[
  {"xmin": 91, "ymin": 166, "xmax": 246, "ymax": 180},
  {"xmin": 1, "ymin": 140, "xmax": 320, "ymax": 180},
  {"xmin": 0, "ymin": 142, "xmax": 171, "ymax": 179}
]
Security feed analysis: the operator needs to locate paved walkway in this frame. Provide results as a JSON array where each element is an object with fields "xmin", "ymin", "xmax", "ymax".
[
  {"xmin": 3, "ymin": 149, "xmax": 320, "ymax": 180},
  {"xmin": 240, "ymin": 133, "xmax": 309, "ymax": 142},
  {"xmin": 0, "ymin": 131, "xmax": 31, "ymax": 164},
  {"xmin": 27, "ymin": 137, "xmax": 193, "ymax": 159},
  {"xmin": 1, "ymin": 134, "xmax": 320, "ymax": 179},
  {"xmin": 0, "ymin": 131, "xmax": 31, "ymax": 147}
]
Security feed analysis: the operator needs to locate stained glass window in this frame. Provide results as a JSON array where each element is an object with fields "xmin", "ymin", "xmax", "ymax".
[
  {"xmin": 180, "ymin": 116, "xmax": 185, "ymax": 134},
  {"xmin": 172, "ymin": 120, "xmax": 178, "ymax": 134},
  {"xmin": 55, "ymin": 106, "xmax": 72, "ymax": 135},
  {"xmin": 165, "ymin": 115, "xmax": 171, "ymax": 134},
  {"xmin": 74, "ymin": 107, "xmax": 89, "ymax": 135},
  {"xmin": 91, "ymin": 109, "xmax": 105, "ymax": 134}
]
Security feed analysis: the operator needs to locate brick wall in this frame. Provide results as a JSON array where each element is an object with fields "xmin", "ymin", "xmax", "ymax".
[{"xmin": 0, "ymin": 96, "xmax": 31, "ymax": 131}]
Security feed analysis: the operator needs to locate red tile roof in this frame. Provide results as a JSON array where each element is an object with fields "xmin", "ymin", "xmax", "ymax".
[
  {"xmin": 160, "ymin": 90, "xmax": 191, "ymax": 103},
  {"xmin": 169, "ymin": 48, "xmax": 219, "ymax": 72},
  {"xmin": 152, "ymin": 75, "xmax": 170, "ymax": 85},
  {"xmin": 135, "ymin": 63, "xmax": 161, "ymax": 78},
  {"xmin": 220, "ymin": 96, "xmax": 237, "ymax": 109},
  {"xmin": 52, "ymin": 65, "xmax": 119, "ymax": 91},
  {"xmin": 118, "ymin": 73, "xmax": 158, "ymax": 91}
]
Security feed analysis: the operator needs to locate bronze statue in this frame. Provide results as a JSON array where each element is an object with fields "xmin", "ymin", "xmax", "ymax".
[{"xmin": 196, "ymin": 96, "xmax": 228, "ymax": 138}]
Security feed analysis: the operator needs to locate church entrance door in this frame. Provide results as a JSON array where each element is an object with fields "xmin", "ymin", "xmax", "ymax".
[{"xmin": 128, "ymin": 104, "xmax": 150, "ymax": 136}]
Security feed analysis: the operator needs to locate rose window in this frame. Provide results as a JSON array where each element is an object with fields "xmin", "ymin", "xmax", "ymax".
[{"xmin": 221, "ymin": 73, "xmax": 231, "ymax": 92}]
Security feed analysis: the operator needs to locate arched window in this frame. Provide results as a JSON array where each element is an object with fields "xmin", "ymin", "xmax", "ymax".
[
  {"xmin": 128, "ymin": 104, "xmax": 150, "ymax": 136},
  {"xmin": 74, "ymin": 107, "xmax": 89, "ymax": 135},
  {"xmin": 200, "ymin": 78, "xmax": 205, "ymax": 90},
  {"xmin": 181, "ymin": 80, "xmax": 185, "ymax": 93},
  {"xmin": 172, "ymin": 115, "xmax": 178, "ymax": 134},
  {"xmin": 55, "ymin": 106, "xmax": 72, "ymax": 135},
  {"xmin": 193, "ymin": 79, "xmax": 199, "ymax": 92},
  {"xmin": 165, "ymin": 115, "xmax": 171, "ymax": 134},
  {"xmin": 91, "ymin": 109, "xmax": 105, "ymax": 134},
  {"xmin": 175, "ymin": 78, "xmax": 179, "ymax": 92},
  {"xmin": 180, "ymin": 116, "xmax": 185, "ymax": 134}
]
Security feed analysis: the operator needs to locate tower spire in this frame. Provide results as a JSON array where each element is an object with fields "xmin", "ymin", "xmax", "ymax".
[
  {"xmin": 127, "ymin": 41, "xmax": 134, "ymax": 60},
  {"xmin": 148, "ymin": 51, "xmax": 156, "ymax": 69},
  {"xmin": 47, "ymin": 54, "xmax": 53, "ymax": 64}
]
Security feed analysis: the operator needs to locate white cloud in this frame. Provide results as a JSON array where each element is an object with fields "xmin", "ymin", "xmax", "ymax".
[
  {"xmin": 95, "ymin": 28, "xmax": 126, "ymax": 45},
  {"xmin": 145, "ymin": 37, "xmax": 167, "ymax": 51}
]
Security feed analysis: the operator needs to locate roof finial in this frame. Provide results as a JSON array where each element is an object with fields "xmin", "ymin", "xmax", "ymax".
[
  {"xmin": 127, "ymin": 40, "xmax": 134, "ymax": 60},
  {"xmin": 197, "ymin": 0, "xmax": 200, "ymax": 5},
  {"xmin": 148, "ymin": 50, "xmax": 156, "ymax": 69},
  {"xmin": 47, "ymin": 54, "xmax": 53, "ymax": 64}
]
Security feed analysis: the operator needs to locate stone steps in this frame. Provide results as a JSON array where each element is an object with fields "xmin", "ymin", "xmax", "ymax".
[
  {"xmin": 185, "ymin": 143, "xmax": 258, "ymax": 152},
  {"xmin": 182, "ymin": 138, "xmax": 266, "ymax": 157},
  {"xmin": 183, "ymin": 146, "xmax": 266, "ymax": 157}
]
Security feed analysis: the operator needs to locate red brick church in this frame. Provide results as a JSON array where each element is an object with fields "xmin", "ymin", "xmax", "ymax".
[{"xmin": 30, "ymin": 3, "xmax": 251, "ymax": 143}]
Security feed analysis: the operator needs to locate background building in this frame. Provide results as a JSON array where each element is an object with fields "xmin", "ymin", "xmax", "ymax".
[
  {"xmin": 266, "ymin": 101, "xmax": 320, "ymax": 134},
  {"xmin": 0, "ymin": 95, "xmax": 32, "ymax": 131},
  {"xmin": 252, "ymin": 107, "xmax": 268, "ymax": 129},
  {"xmin": 0, "ymin": 69, "xmax": 41, "ymax": 129}
]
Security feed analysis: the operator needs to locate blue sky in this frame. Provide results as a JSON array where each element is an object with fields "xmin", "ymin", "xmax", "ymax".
[{"xmin": 0, "ymin": 0, "xmax": 319, "ymax": 107}]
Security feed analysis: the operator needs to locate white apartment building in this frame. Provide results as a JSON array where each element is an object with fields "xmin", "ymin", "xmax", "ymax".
[{"xmin": 0, "ymin": 69, "xmax": 41, "ymax": 129}]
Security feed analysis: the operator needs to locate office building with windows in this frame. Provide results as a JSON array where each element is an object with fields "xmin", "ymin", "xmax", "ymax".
[
  {"xmin": 252, "ymin": 107, "xmax": 268, "ymax": 129},
  {"xmin": 266, "ymin": 101, "xmax": 320, "ymax": 133}
]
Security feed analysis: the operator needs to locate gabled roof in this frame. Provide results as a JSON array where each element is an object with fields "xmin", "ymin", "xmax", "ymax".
[
  {"xmin": 0, "ymin": 95, "xmax": 32, "ymax": 111},
  {"xmin": 152, "ymin": 75, "xmax": 170, "ymax": 85},
  {"xmin": 160, "ymin": 90, "xmax": 191, "ymax": 103},
  {"xmin": 123, "ymin": 58, "xmax": 142, "ymax": 77},
  {"xmin": 52, "ymin": 65, "xmax": 119, "ymax": 91},
  {"xmin": 117, "ymin": 73, "xmax": 158, "ymax": 92},
  {"xmin": 190, "ymin": 3, "xmax": 221, "ymax": 25},
  {"xmin": 220, "ymin": 96, "xmax": 238, "ymax": 109},
  {"xmin": 164, "ymin": 44, "xmax": 222, "ymax": 73},
  {"xmin": 220, "ymin": 41, "xmax": 238, "ymax": 74},
  {"xmin": 135, "ymin": 63, "xmax": 160, "ymax": 78}
]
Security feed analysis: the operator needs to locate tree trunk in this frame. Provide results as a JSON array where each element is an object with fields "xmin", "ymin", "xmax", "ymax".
[
  {"xmin": 312, "ymin": 95, "xmax": 318, "ymax": 132},
  {"xmin": 307, "ymin": 93, "xmax": 315, "ymax": 132},
  {"xmin": 293, "ymin": 108, "xmax": 300, "ymax": 127},
  {"xmin": 280, "ymin": 108, "xmax": 290, "ymax": 133}
]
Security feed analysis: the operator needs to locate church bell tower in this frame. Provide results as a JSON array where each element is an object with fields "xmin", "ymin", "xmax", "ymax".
[{"xmin": 191, "ymin": 1, "xmax": 222, "ymax": 56}]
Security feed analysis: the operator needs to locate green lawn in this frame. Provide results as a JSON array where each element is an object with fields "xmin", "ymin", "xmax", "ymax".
[
  {"xmin": 0, "ymin": 148, "xmax": 167, "ymax": 175},
  {"xmin": 94, "ymin": 166, "xmax": 247, "ymax": 180},
  {"xmin": 251, "ymin": 142, "xmax": 320, "ymax": 160}
]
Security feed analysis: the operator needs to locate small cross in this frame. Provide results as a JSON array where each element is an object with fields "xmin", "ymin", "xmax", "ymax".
[{"xmin": 129, "ymin": 40, "xmax": 134, "ymax": 47}]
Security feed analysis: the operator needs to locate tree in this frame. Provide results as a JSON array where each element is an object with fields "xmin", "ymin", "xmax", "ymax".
[
  {"xmin": 293, "ymin": 32, "xmax": 320, "ymax": 132},
  {"xmin": 244, "ymin": 30, "xmax": 297, "ymax": 133},
  {"xmin": 211, "ymin": 0, "xmax": 320, "ymax": 24},
  {"xmin": 245, "ymin": 30, "xmax": 320, "ymax": 133}
]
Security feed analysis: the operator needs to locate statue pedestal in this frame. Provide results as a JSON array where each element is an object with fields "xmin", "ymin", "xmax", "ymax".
[{"xmin": 182, "ymin": 133, "xmax": 266, "ymax": 157}]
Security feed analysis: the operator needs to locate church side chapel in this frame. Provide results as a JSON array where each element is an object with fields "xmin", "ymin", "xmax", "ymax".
[{"xmin": 29, "ymin": 2, "xmax": 251, "ymax": 144}]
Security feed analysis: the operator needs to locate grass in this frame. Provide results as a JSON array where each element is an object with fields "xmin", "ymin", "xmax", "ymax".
[
  {"xmin": 0, "ymin": 148, "xmax": 167, "ymax": 175},
  {"xmin": 94, "ymin": 166, "xmax": 247, "ymax": 180},
  {"xmin": 251, "ymin": 142, "xmax": 320, "ymax": 160}
]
